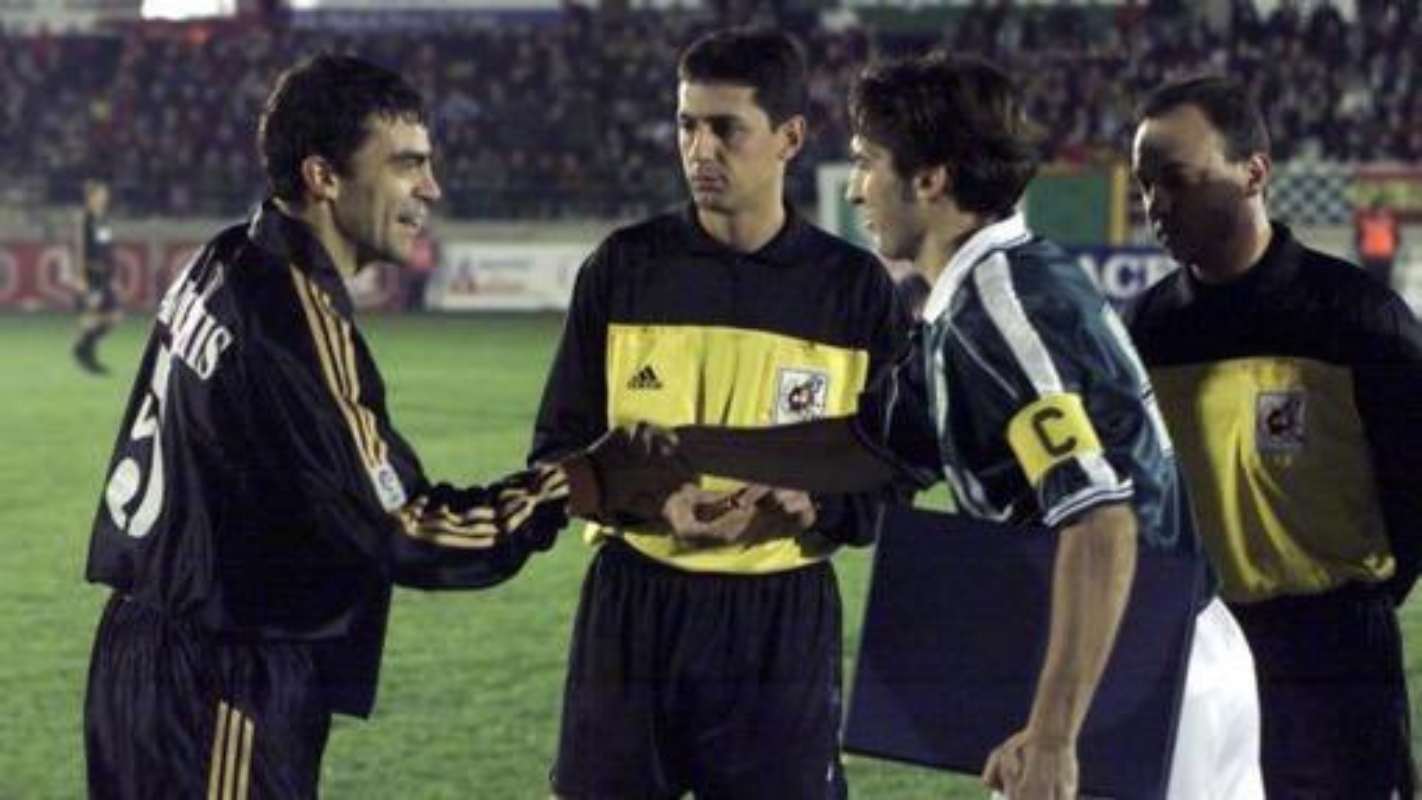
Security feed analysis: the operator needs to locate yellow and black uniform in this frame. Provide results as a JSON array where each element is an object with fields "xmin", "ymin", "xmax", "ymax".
[
  {"xmin": 1126, "ymin": 221, "xmax": 1422, "ymax": 798},
  {"xmin": 531, "ymin": 205, "xmax": 906, "ymax": 798},
  {"xmin": 84, "ymin": 201, "xmax": 567, "ymax": 800}
]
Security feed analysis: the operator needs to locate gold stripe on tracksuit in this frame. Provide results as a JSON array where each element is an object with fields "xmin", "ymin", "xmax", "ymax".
[
  {"xmin": 500, "ymin": 467, "xmax": 569, "ymax": 531},
  {"xmin": 290, "ymin": 268, "xmax": 385, "ymax": 470},
  {"xmin": 319, "ymin": 289, "xmax": 387, "ymax": 466},
  {"xmin": 291, "ymin": 267, "xmax": 572, "ymax": 550},
  {"xmin": 396, "ymin": 502, "xmax": 499, "ymax": 549},
  {"xmin": 310, "ymin": 290, "xmax": 368, "ymax": 455},
  {"xmin": 392, "ymin": 465, "xmax": 571, "ymax": 549},
  {"xmin": 207, "ymin": 700, "xmax": 255, "ymax": 800}
]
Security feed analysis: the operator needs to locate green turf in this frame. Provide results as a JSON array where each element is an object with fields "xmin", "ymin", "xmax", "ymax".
[{"xmin": 2, "ymin": 312, "xmax": 1417, "ymax": 798}]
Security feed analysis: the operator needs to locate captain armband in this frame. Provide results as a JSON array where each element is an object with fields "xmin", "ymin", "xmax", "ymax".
[{"xmin": 1005, "ymin": 393, "xmax": 1104, "ymax": 487}]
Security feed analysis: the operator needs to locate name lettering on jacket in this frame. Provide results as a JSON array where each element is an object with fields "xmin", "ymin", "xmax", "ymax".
[{"xmin": 157, "ymin": 269, "xmax": 233, "ymax": 381}]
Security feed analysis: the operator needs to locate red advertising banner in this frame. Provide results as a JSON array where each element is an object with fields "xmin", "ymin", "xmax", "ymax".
[
  {"xmin": 0, "ymin": 241, "xmax": 197, "ymax": 312},
  {"xmin": 0, "ymin": 240, "xmax": 405, "ymax": 312}
]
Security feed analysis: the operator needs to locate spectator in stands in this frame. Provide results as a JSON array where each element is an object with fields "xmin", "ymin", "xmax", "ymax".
[
  {"xmin": 82, "ymin": 53, "xmax": 579, "ymax": 799},
  {"xmin": 7, "ymin": 3, "xmax": 1421, "ymax": 218}
]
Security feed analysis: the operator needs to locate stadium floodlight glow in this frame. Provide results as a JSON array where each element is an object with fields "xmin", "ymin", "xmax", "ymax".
[{"xmin": 141, "ymin": 0, "xmax": 236, "ymax": 19}]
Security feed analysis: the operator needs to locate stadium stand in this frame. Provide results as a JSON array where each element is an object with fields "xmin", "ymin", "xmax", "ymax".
[{"xmin": 2, "ymin": 0, "xmax": 1419, "ymax": 220}]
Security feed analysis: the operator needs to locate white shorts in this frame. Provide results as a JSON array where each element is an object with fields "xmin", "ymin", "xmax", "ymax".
[
  {"xmin": 992, "ymin": 598, "xmax": 1263, "ymax": 800},
  {"xmin": 1165, "ymin": 597, "xmax": 1263, "ymax": 800}
]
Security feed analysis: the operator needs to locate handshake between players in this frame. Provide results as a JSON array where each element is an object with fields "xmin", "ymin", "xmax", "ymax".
[{"xmin": 554, "ymin": 418, "xmax": 881, "ymax": 541}]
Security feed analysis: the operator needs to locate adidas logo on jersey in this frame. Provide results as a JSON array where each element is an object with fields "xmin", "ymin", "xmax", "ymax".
[{"xmin": 627, "ymin": 365, "xmax": 663, "ymax": 390}]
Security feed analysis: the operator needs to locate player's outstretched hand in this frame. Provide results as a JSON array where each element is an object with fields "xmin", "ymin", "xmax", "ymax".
[
  {"xmin": 662, "ymin": 485, "xmax": 816, "ymax": 545},
  {"xmin": 982, "ymin": 728, "xmax": 1078, "ymax": 800},
  {"xmin": 559, "ymin": 423, "xmax": 695, "ymax": 525}
]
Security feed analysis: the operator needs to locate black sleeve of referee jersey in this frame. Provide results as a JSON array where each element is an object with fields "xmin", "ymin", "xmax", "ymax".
[
  {"xmin": 807, "ymin": 269, "xmax": 916, "ymax": 547},
  {"xmin": 528, "ymin": 244, "xmax": 611, "ymax": 466},
  {"xmin": 1352, "ymin": 293, "xmax": 1422, "ymax": 604}
]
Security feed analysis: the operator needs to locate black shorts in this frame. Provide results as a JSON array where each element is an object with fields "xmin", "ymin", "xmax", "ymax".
[
  {"xmin": 85, "ymin": 594, "xmax": 332, "ymax": 800},
  {"xmin": 552, "ymin": 540, "xmax": 846, "ymax": 800},
  {"xmin": 1229, "ymin": 583, "xmax": 1415, "ymax": 799},
  {"xmin": 81, "ymin": 283, "xmax": 117, "ymax": 314}
]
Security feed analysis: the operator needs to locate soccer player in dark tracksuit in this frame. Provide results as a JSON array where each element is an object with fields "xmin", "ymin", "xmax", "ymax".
[{"xmin": 82, "ymin": 55, "xmax": 588, "ymax": 799}]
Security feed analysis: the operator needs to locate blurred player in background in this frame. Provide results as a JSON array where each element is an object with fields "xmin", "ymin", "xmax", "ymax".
[
  {"xmin": 72, "ymin": 177, "xmax": 120, "ymax": 374},
  {"xmin": 1355, "ymin": 194, "xmax": 1403, "ymax": 290},
  {"xmin": 621, "ymin": 53, "xmax": 1262, "ymax": 799},
  {"xmin": 529, "ymin": 27, "xmax": 907, "ymax": 799},
  {"xmin": 81, "ymin": 53, "xmax": 600, "ymax": 799},
  {"xmin": 1129, "ymin": 75, "xmax": 1422, "ymax": 799}
]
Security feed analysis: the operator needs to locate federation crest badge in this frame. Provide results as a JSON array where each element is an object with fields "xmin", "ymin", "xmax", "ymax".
[
  {"xmin": 370, "ymin": 461, "xmax": 408, "ymax": 511},
  {"xmin": 775, "ymin": 367, "xmax": 830, "ymax": 424},
  {"xmin": 1256, "ymin": 390, "xmax": 1306, "ymax": 453}
]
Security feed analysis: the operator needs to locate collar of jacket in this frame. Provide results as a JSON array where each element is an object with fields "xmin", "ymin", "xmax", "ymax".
[
  {"xmin": 1178, "ymin": 220, "xmax": 1302, "ymax": 304},
  {"xmin": 922, "ymin": 212, "xmax": 1033, "ymax": 322},
  {"xmin": 678, "ymin": 201, "xmax": 810, "ymax": 266},
  {"xmin": 247, "ymin": 199, "xmax": 356, "ymax": 318}
]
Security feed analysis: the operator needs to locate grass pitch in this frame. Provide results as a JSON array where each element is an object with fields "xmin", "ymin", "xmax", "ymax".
[{"xmin": 2, "ymin": 312, "xmax": 1417, "ymax": 799}]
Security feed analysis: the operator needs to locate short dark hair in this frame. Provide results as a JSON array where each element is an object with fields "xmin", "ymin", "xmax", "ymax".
[
  {"xmin": 677, "ymin": 27, "xmax": 808, "ymax": 127},
  {"xmin": 258, "ymin": 53, "xmax": 427, "ymax": 204},
  {"xmin": 1138, "ymin": 76, "xmax": 1270, "ymax": 162},
  {"xmin": 849, "ymin": 54, "xmax": 1040, "ymax": 217}
]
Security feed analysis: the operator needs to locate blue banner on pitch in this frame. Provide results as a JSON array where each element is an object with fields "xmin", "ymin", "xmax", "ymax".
[{"xmin": 844, "ymin": 506, "xmax": 1203, "ymax": 800}]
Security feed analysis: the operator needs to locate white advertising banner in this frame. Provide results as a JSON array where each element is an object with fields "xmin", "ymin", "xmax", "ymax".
[{"xmin": 428, "ymin": 241, "xmax": 593, "ymax": 311}]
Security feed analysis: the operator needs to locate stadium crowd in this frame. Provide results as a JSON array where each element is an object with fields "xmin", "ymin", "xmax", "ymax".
[{"xmin": 2, "ymin": 0, "xmax": 1418, "ymax": 219}]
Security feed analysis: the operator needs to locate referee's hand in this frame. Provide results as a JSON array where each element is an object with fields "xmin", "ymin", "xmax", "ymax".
[
  {"xmin": 560, "ymin": 423, "xmax": 695, "ymax": 525},
  {"xmin": 662, "ymin": 485, "xmax": 816, "ymax": 545}
]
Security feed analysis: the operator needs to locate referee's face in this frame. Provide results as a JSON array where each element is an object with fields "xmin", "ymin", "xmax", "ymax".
[
  {"xmin": 331, "ymin": 115, "xmax": 442, "ymax": 270},
  {"xmin": 677, "ymin": 81, "xmax": 802, "ymax": 219},
  {"xmin": 1132, "ymin": 104, "xmax": 1253, "ymax": 277}
]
